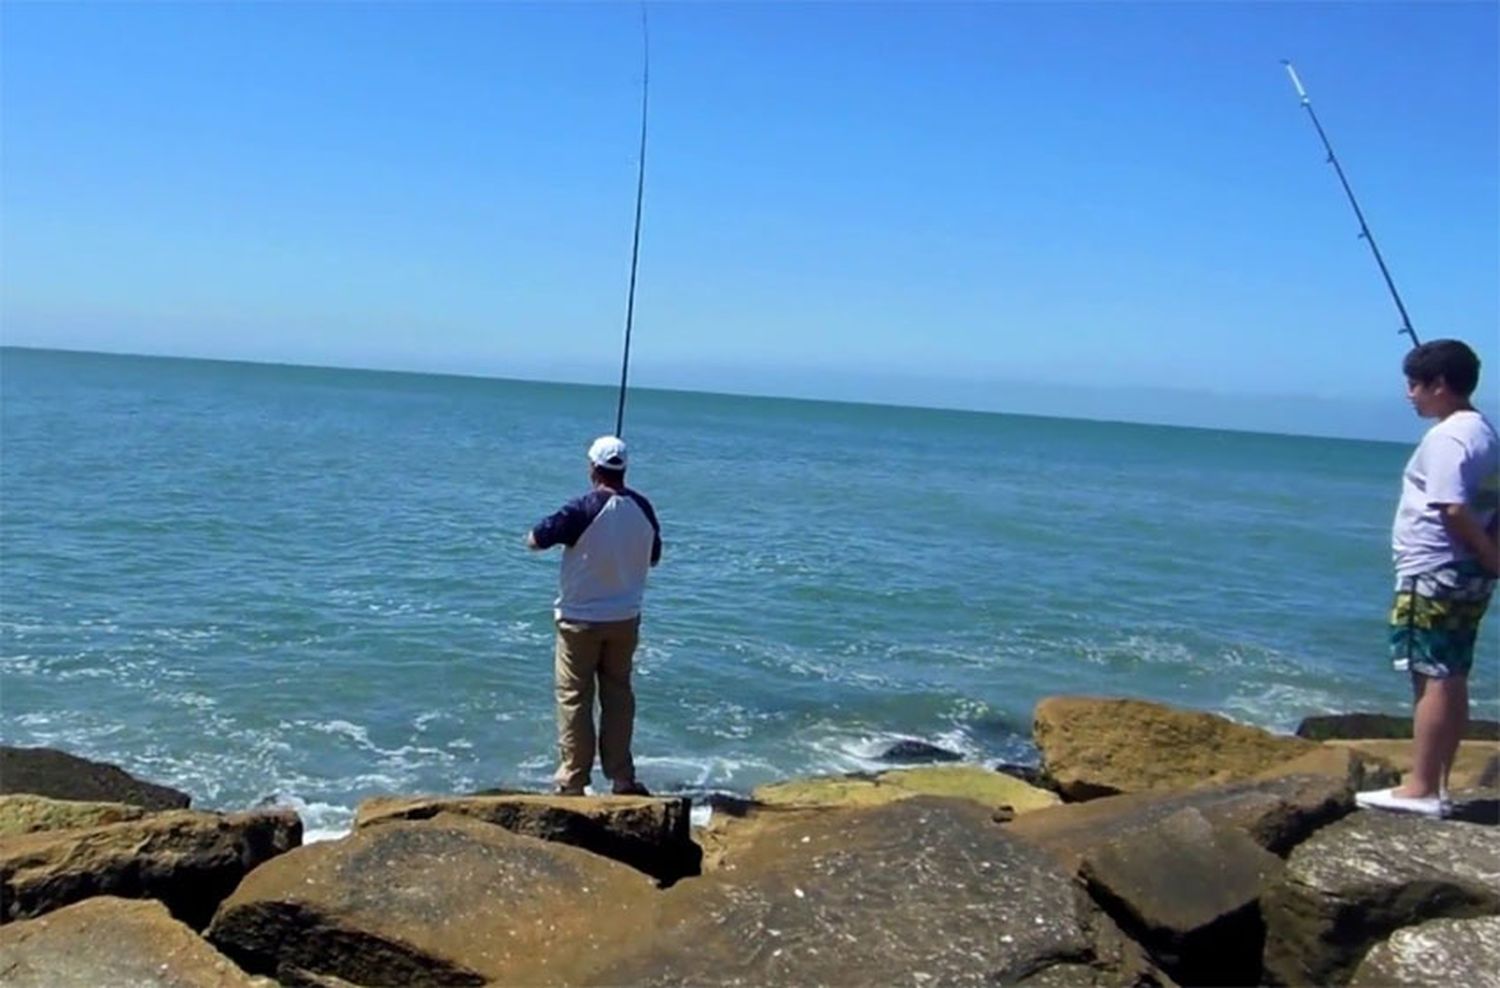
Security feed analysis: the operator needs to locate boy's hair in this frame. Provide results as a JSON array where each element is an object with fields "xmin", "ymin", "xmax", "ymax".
[
  {"xmin": 591, "ymin": 465, "xmax": 626, "ymax": 486},
  {"xmin": 1403, "ymin": 339, "xmax": 1481, "ymax": 397}
]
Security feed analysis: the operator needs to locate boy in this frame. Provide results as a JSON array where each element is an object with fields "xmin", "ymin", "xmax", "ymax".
[{"xmin": 1357, "ymin": 340, "xmax": 1499, "ymax": 818}]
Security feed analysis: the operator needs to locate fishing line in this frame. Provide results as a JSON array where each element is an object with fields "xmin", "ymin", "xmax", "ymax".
[
  {"xmin": 615, "ymin": 5, "xmax": 651, "ymax": 437},
  {"xmin": 1282, "ymin": 60, "xmax": 1420, "ymax": 348}
]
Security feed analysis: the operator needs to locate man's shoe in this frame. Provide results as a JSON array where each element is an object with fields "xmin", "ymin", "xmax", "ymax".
[
  {"xmin": 1354, "ymin": 787, "xmax": 1448, "ymax": 819},
  {"xmin": 612, "ymin": 780, "xmax": 651, "ymax": 797},
  {"xmin": 553, "ymin": 784, "xmax": 585, "ymax": 797}
]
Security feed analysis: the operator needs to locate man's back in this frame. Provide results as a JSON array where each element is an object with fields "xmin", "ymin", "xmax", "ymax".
[{"xmin": 534, "ymin": 487, "xmax": 661, "ymax": 622}]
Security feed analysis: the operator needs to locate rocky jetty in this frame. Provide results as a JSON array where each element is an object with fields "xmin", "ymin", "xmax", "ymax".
[{"xmin": 2, "ymin": 699, "xmax": 1496, "ymax": 987}]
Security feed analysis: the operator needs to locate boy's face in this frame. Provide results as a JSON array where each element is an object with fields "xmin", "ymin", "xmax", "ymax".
[{"xmin": 1406, "ymin": 376, "xmax": 1446, "ymax": 418}]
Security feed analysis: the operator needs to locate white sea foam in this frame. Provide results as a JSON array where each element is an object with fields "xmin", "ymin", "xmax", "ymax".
[
  {"xmin": 413, "ymin": 711, "xmax": 446, "ymax": 732},
  {"xmin": 163, "ymin": 690, "xmax": 218, "ymax": 711},
  {"xmin": 0, "ymin": 654, "xmax": 42, "ymax": 675},
  {"xmin": 308, "ymin": 720, "xmax": 372, "ymax": 746},
  {"xmin": 255, "ymin": 792, "xmax": 353, "ymax": 844},
  {"xmin": 631, "ymin": 754, "xmax": 780, "ymax": 791},
  {"xmin": 1075, "ymin": 634, "xmax": 1200, "ymax": 669},
  {"xmin": 1223, "ymin": 683, "xmax": 1351, "ymax": 734}
]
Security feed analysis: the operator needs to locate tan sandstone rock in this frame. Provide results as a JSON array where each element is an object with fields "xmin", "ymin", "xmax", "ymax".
[
  {"xmin": 1004, "ymin": 773, "xmax": 1351, "ymax": 870},
  {"xmin": 1, "ymin": 808, "xmax": 301, "ymax": 928},
  {"xmin": 0, "ymin": 793, "xmax": 147, "ymax": 838},
  {"xmin": 1327, "ymin": 738, "xmax": 1500, "ymax": 791},
  {"xmin": 0, "ymin": 896, "xmax": 275, "ymax": 987},
  {"xmin": 354, "ymin": 791, "xmax": 698, "ymax": 884},
  {"xmin": 753, "ymin": 763, "xmax": 1060, "ymax": 812},
  {"xmin": 1033, "ymin": 696, "xmax": 1316, "ymax": 800},
  {"xmin": 206, "ymin": 812, "xmax": 661, "ymax": 987},
  {"xmin": 1254, "ymin": 744, "xmax": 1401, "ymax": 791},
  {"xmin": 693, "ymin": 765, "xmax": 1061, "ymax": 874}
]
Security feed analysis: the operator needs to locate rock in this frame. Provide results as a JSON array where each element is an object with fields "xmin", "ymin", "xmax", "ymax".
[
  {"xmin": 1004, "ymin": 775, "xmax": 1350, "ymax": 984},
  {"xmin": 0, "ymin": 793, "xmax": 147, "ymax": 837},
  {"xmin": 1079, "ymin": 806, "xmax": 1282, "ymax": 986},
  {"xmin": 1260, "ymin": 811, "xmax": 1500, "ymax": 986},
  {"xmin": 1448, "ymin": 793, "xmax": 1500, "ymax": 825},
  {"xmin": 0, "ymin": 746, "xmax": 190, "ymax": 810},
  {"xmin": 591, "ymin": 796, "xmax": 1166, "ymax": 986},
  {"xmin": 996, "ymin": 762, "xmax": 1059, "ymax": 791},
  {"xmin": 206, "ymin": 813, "xmax": 661, "ymax": 986},
  {"xmin": 1295, "ymin": 712, "xmax": 1500, "ymax": 742},
  {"xmin": 1348, "ymin": 915, "xmax": 1500, "ymax": 988},
  {"xmin": 353, "ymin": 792, "xmax": 698, "ymax": 885},
  {"xmin": 753, "ymin": 764, "xmax": 1060, "ymax": 814},
  {"xmin": 1324, "ymin": 739, "xmax": 1500, "ymax": 791},
  {"xmin": 712, "ymin": 767, "xmax": 1057, "ymax": 880},
  {"xmin": 272, "ymin": 968, "xmax": 368, "ymax": 988},
  {"xmin": 1033, "ymin": 697, "xmax": 1314, "ymax": 801},
  {"xmin": 1255, "ymin": 744, "xmax": 1401, "ymax": 791},
  {"xmin": 0, "ymin": 895, "xmax": 276, "ymax": 987},
  {"xmin": 1004, "ymin": 774, "xmax": 1351, "ymax": 871},
  {"xmin": 874, "ymin": 738, "xmax": 963, "ymax": 763},
  {"xmin": 1, "ymin": 808, "xmax": 301, "ymax": 928}
]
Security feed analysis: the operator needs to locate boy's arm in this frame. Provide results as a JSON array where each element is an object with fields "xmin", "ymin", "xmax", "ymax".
[
  {"xmin": 1425, "ymin": 434, "xmax": 1498, "ymax": 575},
  {"xmin": 1440, "ymin": 504, "xmax": 1499, "ymax": 575}
]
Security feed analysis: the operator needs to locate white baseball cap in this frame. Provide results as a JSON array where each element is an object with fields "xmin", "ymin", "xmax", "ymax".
[{"xmin": 588, "ymin": 435, "xmax": 628, "ymax": 469}]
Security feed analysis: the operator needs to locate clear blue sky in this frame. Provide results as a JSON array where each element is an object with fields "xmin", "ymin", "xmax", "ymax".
[{"xmin": 3, "ymin": 2, "xmax": 1495, "ymax": 439}]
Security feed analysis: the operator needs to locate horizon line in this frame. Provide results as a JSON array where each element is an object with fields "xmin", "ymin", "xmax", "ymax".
[{"xmin": 0, "ymin": 342, "xmax": 1410, "ymax": 447}]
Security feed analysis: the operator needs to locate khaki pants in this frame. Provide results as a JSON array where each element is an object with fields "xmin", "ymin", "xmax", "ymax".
[{"xmin": 553, "ymin": 616, "xmax": 640, "ymax": 792}]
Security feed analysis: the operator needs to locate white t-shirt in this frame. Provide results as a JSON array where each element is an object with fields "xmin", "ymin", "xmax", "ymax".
[{"xmin": 1392, "ymin": 409, "xmax": 1500, "ymax": 576}]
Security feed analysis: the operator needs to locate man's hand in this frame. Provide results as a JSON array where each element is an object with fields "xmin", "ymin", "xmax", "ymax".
[{"xmin": 1439, "ymin": 503, "xmax": 1500, "ymax": 575}]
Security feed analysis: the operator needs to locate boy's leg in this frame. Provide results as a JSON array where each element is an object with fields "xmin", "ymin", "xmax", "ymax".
[
  {"xmin": 1441, "ymin": 675, "xmax": 1470, "ymax": 793},
  {"xmin": 554, "ymin": 620, "xmax": 603, "ymax": 794},
  {"xmin": 1400, "ymin": 672, "xmax": 1467, "ymax": 799},
  {"xmin": 1389, "ymin": 561, "xmax": 1489, "ymax": 801}
]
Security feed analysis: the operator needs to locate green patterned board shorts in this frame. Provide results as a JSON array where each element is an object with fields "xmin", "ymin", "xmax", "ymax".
[{"xmin": 1390, "ymin": 560, "xmax": 1496, "ymax": 678}]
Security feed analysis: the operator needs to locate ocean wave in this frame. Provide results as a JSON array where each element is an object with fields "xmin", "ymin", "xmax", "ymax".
[{"xmin": 255, "ymin": 792, "xmax": 353, "ymax": 844}]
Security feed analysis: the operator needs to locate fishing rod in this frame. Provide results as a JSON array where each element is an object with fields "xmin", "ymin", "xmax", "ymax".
[
  {"xmin": 1281, "ymin": 60, "xmax": 1420, "ymax": 348},
  {"xmin": 614, "ymin": 6, "xmax": 650, "ymax": 437}
]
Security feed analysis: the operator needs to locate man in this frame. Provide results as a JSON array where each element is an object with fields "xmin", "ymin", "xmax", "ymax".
[
  {"xmin": 528, "ymin": 435, "xmax": 662, "ymax": 796},
  {"xmin": 1357, "ymin": 340, "xmax": 1499, "ymax": 818}
]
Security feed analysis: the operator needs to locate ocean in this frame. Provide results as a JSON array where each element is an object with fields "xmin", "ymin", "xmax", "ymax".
[{"xmin": 1, "ymin": 347, "xmax": 1492, "ymax": 838}]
